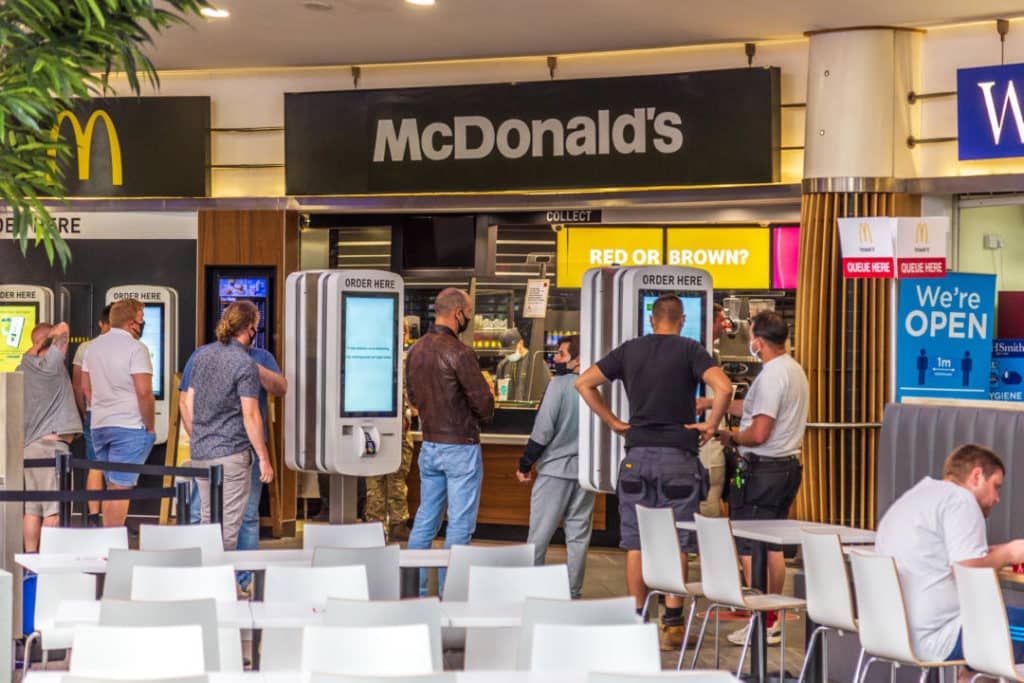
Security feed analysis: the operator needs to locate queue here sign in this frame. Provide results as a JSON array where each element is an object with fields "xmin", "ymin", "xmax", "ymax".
[{"xmin": 556, "ymin": 227, "xmax": 663, "ymax": 288}]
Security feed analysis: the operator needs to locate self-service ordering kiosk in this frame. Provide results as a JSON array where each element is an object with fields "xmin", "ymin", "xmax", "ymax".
[
  {"xmin": 104, "ymin": 285, "xmax": 178, "ymax": 445},
  {"xmin": 578, "ymin": 266, "xmax": 714, "ymax": 494},
  {"xmin": 0, "ymin": 285, "xmax": 54, "ymax": 373},
  {"xmin": 285, "ymin": 270, "xmax": 405, "ymax": 522}
]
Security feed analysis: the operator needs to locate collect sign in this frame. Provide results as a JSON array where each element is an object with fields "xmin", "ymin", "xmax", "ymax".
[
  {"xmin": 556, "ymin": 227, "xmax": 662, "ymax": 288},
  {"xmin": 957, "ymin": 63, "xmax": 1024, "ymax": 161},
  {"xmin": 897, "ymin": 272, "xmax": 996, "ymax": 401},
  {"xmin": 285, "ymin": 68, "xmax": 780, "ymax": 194},
  {"xmin": 990, "ymin": 339, "xmax": 1024, "ymax": 402},
  {"xmin": 665, "ymin": 227, "xmax": 770, "ymax": 289}
]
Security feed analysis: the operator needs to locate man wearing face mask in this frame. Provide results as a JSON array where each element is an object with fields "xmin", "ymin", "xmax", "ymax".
[
  {"xmin": 516, "ymin": 335, "xmax": 592, "ymax": 598},
  {"xmin": 406, "ymin": 288, "xmax": 495, "ymax": 595},
  {"xmin": 716, "ymin": 310, "xmax": 808, "ymax": 646},
  {"xmin": 495, "ymin": 327, "xmax": 531, "ymax": 402}
]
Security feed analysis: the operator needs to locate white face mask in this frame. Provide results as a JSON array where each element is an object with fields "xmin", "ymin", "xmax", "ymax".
[
  {"xmin": 749, "ymin": 340, "xmax": 759, "ymax": 359},
  {"xmin": 506, "ymin": 351, "xmax": 523, "ymax": 363}
]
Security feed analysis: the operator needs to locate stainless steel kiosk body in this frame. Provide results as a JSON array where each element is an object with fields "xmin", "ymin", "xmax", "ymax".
[{"xmin": 284, "ymin": 271, "xmax": 324, "ymax": 472}]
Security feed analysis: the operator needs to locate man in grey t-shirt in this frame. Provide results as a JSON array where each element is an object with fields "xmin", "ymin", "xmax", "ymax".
[{"xmin": 18, "ymin": 322, "xmax": 83, "ymax": 551}]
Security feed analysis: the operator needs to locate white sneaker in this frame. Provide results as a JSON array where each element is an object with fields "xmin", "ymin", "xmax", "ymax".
[
  {"xmin": 727, "ymin": 622, "xmax": 751, "ymax": 646},
  {"xmin": 727, "ymin": 619, "xmax": 783, "ymax": 646}
]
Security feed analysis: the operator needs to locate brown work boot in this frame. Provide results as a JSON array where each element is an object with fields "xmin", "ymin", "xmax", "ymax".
[
  {"xmin": 388, "ymin": 521, "xmax": 410, "ymax": 542},
  {"xmin": 660, "ymin": 623, "xmax": 684, "ymax": 651}
]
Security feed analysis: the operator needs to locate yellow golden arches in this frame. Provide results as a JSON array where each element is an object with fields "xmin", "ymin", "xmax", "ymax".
[{"xmin": 47, "ymin": 110, "xmax": 123, "ymax": 186}]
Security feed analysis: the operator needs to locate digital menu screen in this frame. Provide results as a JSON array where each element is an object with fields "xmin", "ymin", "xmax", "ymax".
[
  {"xmin": 0, "ymin": 303, "xmax": 38, "ymax": 373},
  {"xmin": 772, "ymin": 226, "xmax": 800, "ymax": 289},
  {"xmin": 217, "ymin": 276, "xmax": 269, "ymax": 350},
  {"xmin": 141, "ymin": 303, "xmax": 165, "ymax": 400},
  {"xmin": 639, "ymin": 290, "xmax": 706, "ymax": 346},
  {"xmin": 340, "ymin": 293, "xmax": 398, "ymax": 417}
]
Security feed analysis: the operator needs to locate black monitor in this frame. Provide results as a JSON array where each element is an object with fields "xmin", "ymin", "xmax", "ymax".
[
  {"xmin": 0, "ymin": 302, "xmax": 39, "ymax": 373},
  {"xmin": 339, "ymin": 292, "xmax": 399, "ymax": 418},
  {"xmin": 401, "ymin": 216, "xmax": 476, "ymax": 269}
]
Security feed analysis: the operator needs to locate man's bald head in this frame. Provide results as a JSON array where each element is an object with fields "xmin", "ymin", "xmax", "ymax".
[
  {"xmin": 434, "ymin": 288, "xmax": 470, "ymax": 316},
  {"xmin": 31, "ymin": 323, "xmax": 53, "ymax": 346}
]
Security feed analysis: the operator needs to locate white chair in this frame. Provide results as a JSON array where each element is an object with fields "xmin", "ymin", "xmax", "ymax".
[
  {"xmin": 313, "ymin": 545, "xmax": 401, "ymax": 600},
  {"xmin": 691, "ymin": 514, "xmax": 805, "ymax": 678},
  {"xmin": 636, "ymin": 504, "xmax": 706, "ymax": 669},
  {"xmin": 309, "ymin": 675, "xmax": 454, "ymax": 683},
  {"xmin": 516, "ymin": 596, "xmax": 638, "ymax": 669},
  {"xmin": 62, "ymin": 676, "xmax": 208, "ymax": 683},
  {"xmin": 99, "ymin": 598, "xmax": 235, "ymax": 672},
  {"xmin": 442, "ymin": 543, "xmax": 535, "ymax": 601},
  {"xmin": 530, "ymin": 623, "xmax": 661, "ymax": 673},
  {"xmin": 39, "ymin": 526, "xmax": 128, "ymax": 555},
  {"xmin": 464, "ymin": 564, "xmax": 572, "ymax": 670},
  {"xmin": 797, "ymin": 531, "xmax": 862, "ymax": 683},
  {"xmin": 23, "ymin": 572, "xmax": 96, "ymax": 671},
  {"xmin": 953, "ymin": 563, "xmax": 1024, "ymax": 682},
  {"xmin": 848, "ymin": 552, "xmax": 965, "ymax": 683},
  {"xmin": 303, "ymin": 521, "xmax": 386, "ymax": 550},
  {"xmin": 325, "ymin": 597, "xmax": 444, "ymax": 672},
  {"xmin": 261, "ymin": 565, "xmax": 370, "ymax": 671},
  {"xmin": 69, "ymin": 624, "xmax": 205, "ymax": 679},
  {"xmin": 130, "ymin": 565, "xmax": 237, "ymax": 601},
  {"xmin": 103, "ymin": 547, "xmax": 204, "ymax": 600},
  {"xmin": 300, "ymin": 624, "xmax": 434, "ymax": 675},
  {"xmin": 589, "ymin": 673, "xmax": 739, "ymax": 683},
  {"xmin": 139, "ymin": 523, "xmax": 224, "ymax": 559}
]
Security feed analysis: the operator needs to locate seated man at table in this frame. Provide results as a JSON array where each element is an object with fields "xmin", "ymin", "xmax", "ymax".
[{"xmin": 875, "ymin": 443, "xmax": 1024, "ymax": 664}]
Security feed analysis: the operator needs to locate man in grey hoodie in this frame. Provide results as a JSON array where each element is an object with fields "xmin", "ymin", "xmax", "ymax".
[{"xmin": 516, "ymin": 335, "xmax": 592, "ymax": 598}]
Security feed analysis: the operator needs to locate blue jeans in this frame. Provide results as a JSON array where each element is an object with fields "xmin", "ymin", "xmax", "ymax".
[
  {"xmin": 406, "ymin": 442, "xmax": 483, "ymax": 596},
  {"xmin": 189, "ymin": 457, "xmax": 262, "ymax": 588},
  {"xmin": 948, "ymin": 605, "xmax": 1024, "ymax": 661}
]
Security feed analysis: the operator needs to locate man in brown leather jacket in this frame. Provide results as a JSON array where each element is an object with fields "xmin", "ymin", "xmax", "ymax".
[{"xmin": 405, "ymin": 287, "xmax": 495, "ymax": 595}]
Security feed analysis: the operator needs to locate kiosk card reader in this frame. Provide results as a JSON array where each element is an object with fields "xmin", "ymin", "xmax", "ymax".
[
  {"xmin": 578, "ymin": 266, "xmax": 713, "ymax": 493},
  {"xmin": 0, "ymin": 285, "xmax": 54, "ymax": 373},
  {"xmin": 105, "ymin": 285, "xmax": 178, "ymax": 445}
]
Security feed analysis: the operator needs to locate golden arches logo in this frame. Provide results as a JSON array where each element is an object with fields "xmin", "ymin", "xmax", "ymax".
[
  {"xmin": 915, "ymin": 221, "xmax": 928, "ymax": 245},
  {"xmin": 47, "ymin": 110, "xmax": 123, "ymax": 186},
  {"xmin": 858, "ymin": 222, "xmax": 872, "ymax": 244}
]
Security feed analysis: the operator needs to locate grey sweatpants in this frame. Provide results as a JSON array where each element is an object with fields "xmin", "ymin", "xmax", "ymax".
[
  {"xmin": 195, "ymin": 450, "xmax": 252, "ymax": 551},
  {"xmin": 526, "ymin": 474, "xmax": 596, "ymax": 599}
]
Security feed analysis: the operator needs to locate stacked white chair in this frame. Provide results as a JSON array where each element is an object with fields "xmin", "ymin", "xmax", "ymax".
[
  {"xmin": 516, "ymin": 596, "xmax": 638, "ymax": 669},
  {"xmin": 953, "ymin": 563, "xmax": 1024, "ymax": 682},
  {"xmin": 301, "ymin": 624, "xmax": 434, "ymax": 675},
  {"xmin": 325, "ymin": 597, "xmax": 445, "ymax": 672},
  {"xmin": 68, "ymin": 624, "xmax": 204, "ymax": 679},
  {"xmin": 303, "ymin": 521, "xmax": 386, "ymax": 549},
  {"xmin": 138, "ymin": 523, "xmax": 224, "ymax": 560},
  {"xmin": 313, "ymin": 544, "xmax": 401, "ymax": 600},
  {"xmin": 531, "ymin": 623, "xmax": 661, "ymax": 673}
]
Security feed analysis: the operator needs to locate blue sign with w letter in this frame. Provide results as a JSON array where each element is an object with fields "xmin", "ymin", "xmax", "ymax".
[{"xmin": 958, "ymin": 63, "xmax": 1024, "ymax": 160}]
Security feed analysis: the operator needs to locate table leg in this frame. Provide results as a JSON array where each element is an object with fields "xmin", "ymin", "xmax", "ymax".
[
  {"xmin": 400, "ymin": 567, "xmax": 420, "ymax": 598},
  {"xmin": 751, "ymin": 542, "xmax": 768, "ymax": 683},
  {"xmin": 250, "ymin": 569, "xmax": 265, "ymax": 670}
]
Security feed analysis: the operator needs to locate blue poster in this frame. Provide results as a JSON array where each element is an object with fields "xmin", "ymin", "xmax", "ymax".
[
  {"xmin": 990, "ymin": 339, "xmax": 1024, "ymax": 402},
  {"xmin": 957, "ymin": 63, "xmax": 1024, "ymax": 160},
  {"xmin": 897, "ymin": 272, "xmax": 996, "ymax": 401}
]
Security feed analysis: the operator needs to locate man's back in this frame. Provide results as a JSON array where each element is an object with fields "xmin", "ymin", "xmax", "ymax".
[
  {"xmin": 18, "ymin": 347, "xmax": 82, "ymax": 444},
  {"xmin": 875, "ymin": 476, "xmax": 988, "ymax": 661},
  {"xmin": 82, "ymin": 328, "xmax": 152, "ymax": 430},
  {"xmin": 406, "ymin": 325, "xmax": 493, "ymax": 445}
]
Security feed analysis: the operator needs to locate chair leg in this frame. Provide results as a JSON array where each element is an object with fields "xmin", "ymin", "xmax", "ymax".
[
  {"xmin": 690, "ymin": 602, "xmax": 717, "ymax": 669},
  {"xmin": 23, "ymin": 632, "xmax": 39, "ymax": 672},
  {"xmin": 736, "ymin": 611, "xmax": 759, "ymax": 680},
  {"xmin": 859, "ymin": 656, "xmax": 880, "ymax": 683},
  {"xmin": 714, "ymin": 607, "xmax": 721, "ymax": 669},
  {"xmin": 918, "ymin": 667, "xmax": 929, "ymax": 683},
  {"xmin": 675, "ymin": 595, "xmax": 698, "ymax": 670},
  {"xmin": 796, "ymin": 625, "xmax": 829, "ymax": 683},
  {"xmin": 852, "ymin": 648, "xmax": 866, "ymax": 683},
  {"xmin": 41, "ymin": 647, "xmax": 48, "ymax": 670},
  {"xmin": 780, "ymin": 609, "xmax": 787, "ymax": 683},
  {"xmin": 640, "ymin": 590, "xmax": 660, "ymax": 623}
]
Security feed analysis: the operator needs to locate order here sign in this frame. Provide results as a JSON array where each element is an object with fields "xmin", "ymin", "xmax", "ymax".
[
  {"xmin": 665, "ymin": 227, "xmax": 770, "ymax": 289},
  {"xmin": 556, "ymin": 227, "xmax": 663, "ymax": 288}
]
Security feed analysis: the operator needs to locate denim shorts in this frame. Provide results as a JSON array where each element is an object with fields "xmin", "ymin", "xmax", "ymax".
[{"xmin": 90, "ymin": 427, "xmax": 155, "ymax": 486}]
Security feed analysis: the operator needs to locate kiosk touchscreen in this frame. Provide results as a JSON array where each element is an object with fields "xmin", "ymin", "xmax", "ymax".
[
  {"xmin": 0, "ymin": 285, "xmax": 54, "ymax": 373},
  {"xmin": 317, "ymin": 271, "xmax": 404, "ymax": 476},
  {"xmin": 105, "ymin": 285, "xmax": 178, "ymax": 445},
  {"xmin": 284, "ymin": 270, "xmax": 324, "ymax": 472}
]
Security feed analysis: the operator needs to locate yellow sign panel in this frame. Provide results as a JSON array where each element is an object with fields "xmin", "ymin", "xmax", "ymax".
[
  {"xmin": 665, "ymin": 228, "xmax": 770, "ymax": 289},
  {"xmin": 557, "ymin": 227, "xmax": 664, "ymax": 288},
  {"xmin": 0, "ymin": 304, "xmax": 38, "ymax": 373}
]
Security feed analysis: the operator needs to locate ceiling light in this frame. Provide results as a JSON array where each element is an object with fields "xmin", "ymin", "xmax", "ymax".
[
  {"xmin": 406, "ymin": 0, "xmax": 436, "ymax": 6},
  {"xmin": 200, "ymin": 7, "xmax": 230, "ymax": 18},
  {"xmin": 303, "ymin": 0, "xmax": 334, "ymax": 10}
]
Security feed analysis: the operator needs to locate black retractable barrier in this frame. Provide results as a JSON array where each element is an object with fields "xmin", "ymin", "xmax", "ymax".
[
  {"xmin": 208, "ymin": 465, "xmax": 224, "ymax": 526},
  {"xmin": 175, "ymin": 481, "xmax": 191, "ymax": 526},
  {"xmin": 56, "ymin": 453, "xmax": 72, "ymax": 528}
]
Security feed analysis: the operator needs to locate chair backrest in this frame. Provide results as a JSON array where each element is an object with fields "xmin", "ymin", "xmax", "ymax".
[
  {"xmin": 848, "ymin": 552, "xmax": 919, "ymax": 663},
  {"xmin": 325, "ymin": 597, "xmax": 444, "ymax": 672},
  {"xmin": 303, "ymin": 522, "xmax": 386, "ymax": 550},
  {"xmin": 530, "ymin": 623, "xmax": 661, "ymax": 673},
  {"xmin": 692, "ymin": 514, "xmax": 746, "ymax": 606},
  {"xmin": 636, "ymin": 505, "xmax": 687, "ymax": 595},
  {"xmin": 516, "ymin": 597, "xmax": 637, "ymax": 669},
  {"xmin": 308, "ymin": 675, "xmax": 454, "ymax": 683},
  {"xmin": 442, "ymin": 543, "xmax": 535, "ymax": 601},
  {"xmin": 467, "ymin": 564, "xmax": 571, "ymax": 603},
  {"xmin": 62, "ymin": 677, "xmax": 208, "ymax": 683},
  {"xmin": 34, "ymin": 573, "xmax": 97, "ymax": 641},
  {"xmin": 130, "ymin": 565, "xmax": 237, "ymax": 602},
  {"xmin": 312, "ymin": 545, "xmax": 400, "ymax": 600},
  {"xmin": 799, "ymin": 531, "xmax": 858, "ymax": 632},
  {"xmin": 264, "ymin": 565, "xmax": 369, "ymax": 602},
  {"xmin": 139, "ymin": 524, "xmax": 224, "ymax": 559},
  {"xmin": 99, "ymin": 598, "xmax": 221, "ymax": 671},
  {"xmin": 588, "ymin": 672, "xmax": 739, "ymax": 683},
  {"xmin": 39, "ymin": 527, "xmax": 128, "ymax": 555},
  {"xmin": 103, "ymin": 547, "xmax": 204, "ymax": 600},
  {"xmin": 69, "ymin": 624, "xmax": 205, "ymax": 679},
  {"xmin": 300, "ymin": 624, "xmax": 433, "ymax": 675},
  {"xmin": 953, "ymin": 563, "xmax": 1019, "ymax": 679}
]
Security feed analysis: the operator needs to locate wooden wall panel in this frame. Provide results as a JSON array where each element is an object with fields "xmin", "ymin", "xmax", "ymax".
[{"xmin": 197, "ymin": 210, "xmax": 300, "ymax": 537}]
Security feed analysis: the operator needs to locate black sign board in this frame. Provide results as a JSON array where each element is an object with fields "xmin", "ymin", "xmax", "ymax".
[
  {"xmin": 285, "ymin": 68, "xmax": 780, "ymax": 195},
  {"xmin": 51, "ymin": 97, "xmax": 210, "ymax": 197}
]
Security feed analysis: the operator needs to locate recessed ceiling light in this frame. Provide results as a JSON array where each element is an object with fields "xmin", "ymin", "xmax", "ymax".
[
  {"xmin": 200, "ymin": 7, "xmax": 230, "ymax": 18},
  {"xmin": 406, "ymin": 0, "xmax": 436, "ymax": 6},
  {"xmin": 303, "ymin": 0, "xmax": 335, "ymax": 10}
]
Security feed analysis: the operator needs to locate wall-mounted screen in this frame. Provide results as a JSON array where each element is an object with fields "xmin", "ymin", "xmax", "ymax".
[
  {"xmin": 141, "ymin": 303, "xmax": 165, "ymax": 400},
  {"xmin": 340, "ymin": 293, "xmax": 398, "ymax": 417},
  {"xmin": 402, "ymin": 216, "xmax": 475, "ymax": 269},
  {"xmin": 0, "ymin": 303, "xmax": 38, "ymax": 372},
  {"xmin": 638, "ymin": 290, "xmax": 706, "ymax": 346},
  {"xmin": 216, "ymin": 275, "xmax": 270, "ymax": 350},
  {"xmin": 772, "ymin": 226, "xmax": 800, "ymax": 289}
]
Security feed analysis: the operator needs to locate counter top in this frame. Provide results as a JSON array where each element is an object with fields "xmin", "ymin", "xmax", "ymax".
[{"xmin": 410, "ymin": 431, "xmax": 530, "ymax": 446}]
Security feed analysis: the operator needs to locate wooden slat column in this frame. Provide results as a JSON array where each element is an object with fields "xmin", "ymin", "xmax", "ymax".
[{"xmin": 793, "ymin": 192, "xmax": 920, "ymax": 529}]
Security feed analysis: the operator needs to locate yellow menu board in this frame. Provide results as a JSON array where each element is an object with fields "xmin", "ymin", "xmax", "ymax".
[
  {"xmin": 556, "ymin": 227, "xmax": 664, "ymax": 288},
  {"xmin": 0, "ymin": 304, "xmax": 37, "ymax": 372},
  {"xmin": 665, "ymin": 227, "xmax": 771, "ymax": 289}
]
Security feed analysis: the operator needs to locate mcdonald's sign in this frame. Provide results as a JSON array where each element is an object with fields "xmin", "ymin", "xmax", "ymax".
[
  {"xmin": 838, "ymin": 217, "xmax": 896, "ymax": 278},
  {"xmin": 49, "ymin": 97, "xmax": 210, "ymax": 197},
  {"xmin": 896, "ymin": 217, "xmax": 948, "ymax": 278}
]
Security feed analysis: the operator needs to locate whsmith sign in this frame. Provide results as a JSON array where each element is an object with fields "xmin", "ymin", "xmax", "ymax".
[
  {"xmin": 958, "ymin": 63, "xmax": 1024, "ymax": 161},
  {"xmin": 285, "ymin": 68, "xmax": 780, "ymax": 194},
  {"xmin": 49, "ymin": 97, "xmax": 210, "ymax": 197}
]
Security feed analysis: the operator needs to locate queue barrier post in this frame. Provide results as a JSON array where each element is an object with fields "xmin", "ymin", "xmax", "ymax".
[
  {"xmin": 175, "ymin": 481, "xmax": 192, "ymax": 526},
  {"xmin": 56, "ymin": 453, "xmax": 72, "ymax": 527},
  {"xmin": 209, "ymin": 464, "xmax": 224, "ymax": 526}
]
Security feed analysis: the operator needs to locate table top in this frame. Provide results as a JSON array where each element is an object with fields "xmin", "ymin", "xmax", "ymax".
[
  {"xmin": 25, "ymin": 672, "xmax": 738, "ymax": 682},
  {"xmin": 55, "ymin": 599, "xmax": 253, "ymax": 629},
  {"xmin": 675, "ymin": 519, "xmax": 877, "ymax": 545}
]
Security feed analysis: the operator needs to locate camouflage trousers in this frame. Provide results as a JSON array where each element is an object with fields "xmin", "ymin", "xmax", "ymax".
[{"xmin": 365, "ymin": 434, "xmax": 414, "ymax": 525}]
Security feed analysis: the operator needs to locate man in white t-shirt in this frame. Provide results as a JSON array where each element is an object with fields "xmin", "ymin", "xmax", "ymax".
[
  {"xmin": 875, "ymin": 444, "xmax": 1024, "ymax": 663},
  {"xmin": 81, "ymin": 298, "xmax": 155, "ymax": 528},
  {"xmin": 71, "ymin": 303, "xmax": 111, "ymax": 527}
]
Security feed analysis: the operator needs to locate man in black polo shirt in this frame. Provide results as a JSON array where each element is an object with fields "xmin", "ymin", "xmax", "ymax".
[{"xmin": 577, "ymin": 294, "xmax": 731, "ymax": 644}]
